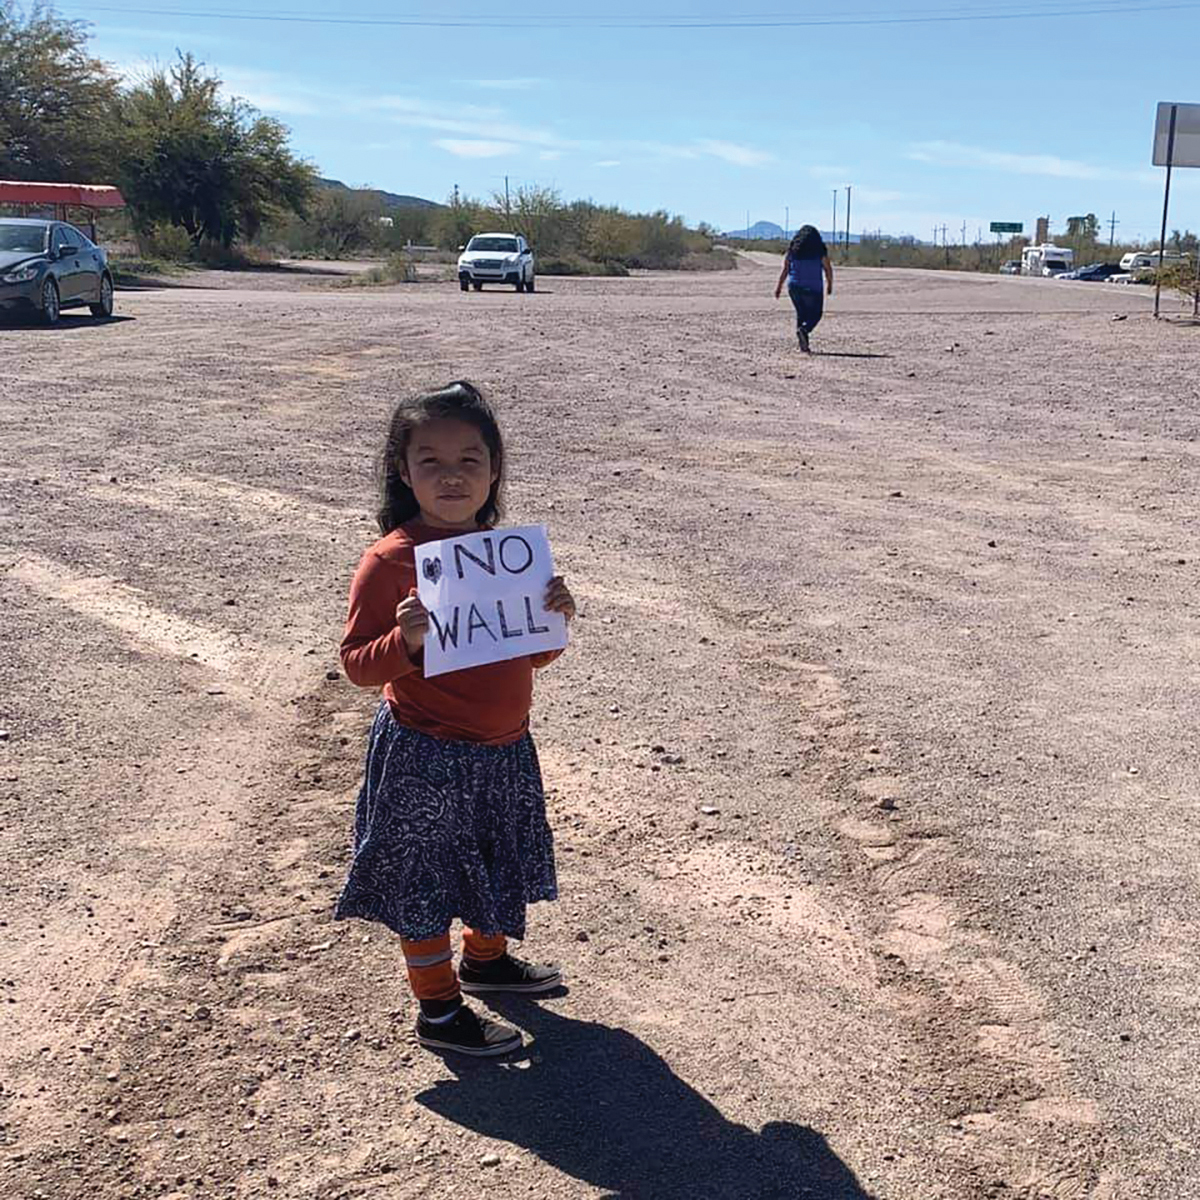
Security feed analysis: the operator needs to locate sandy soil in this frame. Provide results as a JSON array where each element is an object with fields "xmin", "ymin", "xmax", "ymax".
[{"xmin": 1, "ymin": 260, "xmax": 1197, "ymax": 1200}]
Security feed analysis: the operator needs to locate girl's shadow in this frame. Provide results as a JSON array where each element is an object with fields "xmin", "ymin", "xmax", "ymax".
[{"xmin": 416, "ymin": 999, "xmax": 875, "ymax": 1199}]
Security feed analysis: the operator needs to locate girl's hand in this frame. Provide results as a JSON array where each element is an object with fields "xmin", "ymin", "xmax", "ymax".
[
  {"xmin": 395, "ymin": 588, "xmax": 430, "ymax": 654},
  {"xmin": 774, "ymin": 284, "xmax": 782, "ymax": 299},
  {"xmin": 545, "ymin": 576, "xmax": 576, "ymax": 622}
]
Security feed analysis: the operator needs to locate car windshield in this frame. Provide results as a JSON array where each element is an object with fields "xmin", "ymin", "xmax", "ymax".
[
  {"xmin": 468, "ymin": 237, "xmax": 518, "ymax": 253},
  {"xmin": 0, "ymin": 224, "xmax": 48, "ymax": 254}
]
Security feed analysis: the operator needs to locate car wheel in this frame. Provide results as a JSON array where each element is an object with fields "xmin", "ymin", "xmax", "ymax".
[
  {"xmin": 515, "ymin": 279, "xmax": 525, "ymax": 292},
  {"xmin": 526, "ymin": 274, "xmax": 536, "ymax": 293},
  {"xmin": 41, "ymin": 278, "xmax": 61, "ymax": 325},
  {"xmin": 90, "ymin": 273, "xmax": 114, "ymax": 318},
  {"xmin": 460, "ymin": 279, "xmax": 470, "ymax": 292},
  {"xmin": 473, "ymin": 282, "xmax": 482, "ymax": 291}
]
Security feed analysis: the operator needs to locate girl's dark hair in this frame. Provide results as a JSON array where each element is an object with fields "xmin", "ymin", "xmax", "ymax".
[
  {"xmin": 376, "ymin": 380, "xmax": 504, "ymax": 534},
  {"xmin": 788, "ymin": 224, "xmax": 825, "ymax": 259}
]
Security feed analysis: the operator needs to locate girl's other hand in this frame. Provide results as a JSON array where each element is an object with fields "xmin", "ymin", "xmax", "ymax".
[
  {"xmin": 396, "ymin": 588, "xmax": 430, "ymax": 653},
  {"xmin": 545, "ymin": 576, "xmax": 576, "ymax": 622},
  {"xmin": 774, "ymin": 285, "xmax": 782, "ymax": 299}
]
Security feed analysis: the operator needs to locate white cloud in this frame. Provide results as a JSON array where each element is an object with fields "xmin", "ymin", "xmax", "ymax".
[
  {"xmin": 366, "ymin": 95, "xmax": 501, "ymax": 121},
  {"xmin": 634, "ymin": 141, "xmax": 701, "ymax": 160},
  {"xmin": 219, "ymin": 67, "xmax": 322, "ymax": 115},
  {"xmin": 539, "ymin": 150, "xmax": 563, "ymax": 161},
  {"xmin": 435, "ymin": 139, "xmax": 520, "ymax": 159},
  {"xmin": 95, "ymin": 26, "xmax": 225, "ymax": 47},
  {"xmin": 468, "ymin": 78, "xmax": 545, "ymax": 91},
  {"xmin": 632, "ymin": 138, "xmax": 773, "ymax": 166},
  {"xmin": 908, "ymin": 140, "xmax": 1156, "ymax": 184},
  {"xmin": 850, "ymin": 186, "xmax": 913, "ymax": 206},
  {"xmin": 808, "ymin": 164, "xmax": 852, "ymax": 182},
  {"xmin": 695, "ymin": 138, "xmax": 774, "ymax": 167},
  {"xmin": 383, "ymin": 107, "xmax": 573, "ymax": 149},
  {"xmin": 595, "ymin": 160, "xmax": 622, "ymax": 168}
]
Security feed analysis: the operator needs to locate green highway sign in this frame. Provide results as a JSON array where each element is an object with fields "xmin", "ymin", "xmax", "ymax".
[{"xmin": 990, "ymin": 222, "xmax": 1023, "ymax": 233}]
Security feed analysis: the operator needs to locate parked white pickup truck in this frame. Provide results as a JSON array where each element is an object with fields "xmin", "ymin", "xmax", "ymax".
[{"xmin": 457, "ymin": 233, "xmax": 536, "ymax": 292}]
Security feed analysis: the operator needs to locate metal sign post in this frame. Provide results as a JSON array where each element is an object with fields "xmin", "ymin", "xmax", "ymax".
[
  {"xmin": 1154, "ymin": 105, "xmax": 1177, "ymax": 319},
  {"xmin": 990, "ymin": 223, "xmax": 1022, "ymax": 270}
]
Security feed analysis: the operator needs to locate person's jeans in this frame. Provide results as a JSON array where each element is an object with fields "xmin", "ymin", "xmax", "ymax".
[{"xmin": 787, "ymin": 283, "xmax": 824, "ymax": 334}]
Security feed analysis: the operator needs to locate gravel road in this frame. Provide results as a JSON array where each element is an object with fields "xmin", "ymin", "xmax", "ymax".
[{"xmin": 1, "ymin": 261, "xmax": 1197, "ymax": 1199}]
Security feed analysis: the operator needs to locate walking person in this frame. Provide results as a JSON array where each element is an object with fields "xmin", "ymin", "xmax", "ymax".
[
  {"xmin": 774, "ymin": 225, "xmax": 834, "ymax": 353},
  {"xmin": 336, "ymin": 380, "xmax": 576, "ymax": 1057}
]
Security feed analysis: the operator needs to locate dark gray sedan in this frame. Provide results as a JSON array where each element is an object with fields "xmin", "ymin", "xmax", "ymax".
[{"xmin": 0, "ymin": 218, "xmax": 115, "ymax": 324}]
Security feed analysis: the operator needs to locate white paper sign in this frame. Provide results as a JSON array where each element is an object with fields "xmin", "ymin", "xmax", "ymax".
[{"xmin": 415, "ymin": 524, "xmax": 568, "ymax": 678}]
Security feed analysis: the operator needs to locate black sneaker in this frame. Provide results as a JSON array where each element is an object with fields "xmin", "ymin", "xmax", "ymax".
[
  {"xmin": 416, "ymin": 1004, "xmax": 522, "ymax": 1057},
  {"xmin": 797, "ymin": 328, "xmax": 811, "ymax": 353},
  {"xmin": 459, "ymin": 952, "xmax": 563, "ymax": 995}
]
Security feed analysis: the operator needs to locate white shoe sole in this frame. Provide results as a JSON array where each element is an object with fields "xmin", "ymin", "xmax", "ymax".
[
  {"xmin": 417, "ymin": 1030, "xmax": 522, "ymax": 1056},
  {"xmin": 460, "ymin": 971, "xmax": 563, "ymax": 995}
]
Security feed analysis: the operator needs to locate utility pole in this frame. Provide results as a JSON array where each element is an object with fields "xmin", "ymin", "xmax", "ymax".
[
  {"xmin": 844, "ymin": 185, "xmax": 852, "ymax": 260},
  {"xmin": 961, "ymin": 221, "xmax": 968, "ymax": 246},
  {"xmin": 832, "ymin": 190, "xmax": 839, "ymax": 247},
  {"xmin": 453, "ymin": 183, "xmax": 459, "ymax": 208},
  {"xmin": 1108, "ymin": 210, "xmax": 1119, "ymax": 246}
]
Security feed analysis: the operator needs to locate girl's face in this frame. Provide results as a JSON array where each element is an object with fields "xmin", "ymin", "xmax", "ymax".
[{"xmin": 400, "ymin": 417, "xmax": 498, "ymax": 530}]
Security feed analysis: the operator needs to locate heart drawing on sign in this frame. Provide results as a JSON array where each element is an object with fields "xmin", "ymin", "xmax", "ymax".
[{"xmin": 422, "ymin": 556, "xmax": 443, "ymax": 584}]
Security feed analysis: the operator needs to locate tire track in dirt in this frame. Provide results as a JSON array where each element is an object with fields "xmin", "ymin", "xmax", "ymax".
[{"xmin": 9, "ymin": 552, "xmax": 256, "ymax": 678}]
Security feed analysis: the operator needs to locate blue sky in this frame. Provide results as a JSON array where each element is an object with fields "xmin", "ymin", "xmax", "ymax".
[{"xmin": 64, "ymin": 0, "xmax": 1200, "ymax": 241}]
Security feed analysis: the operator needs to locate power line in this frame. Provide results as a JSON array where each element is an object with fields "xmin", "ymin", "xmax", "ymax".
[{"xmin": 67, "ymin": 0, "xmax": 1200, "ymax": 31}]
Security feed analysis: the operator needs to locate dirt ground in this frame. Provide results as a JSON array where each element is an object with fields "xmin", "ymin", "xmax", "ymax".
[{"xmin": 1, "ymin": 258, "xmax": 1198, "ymax": 1200}]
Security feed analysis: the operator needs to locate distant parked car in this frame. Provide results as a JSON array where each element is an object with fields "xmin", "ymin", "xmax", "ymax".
[
  {"xmin": 0, "ymin": 217, "xmax": 114, "ymax": 324},
  {"xmin": 1057, "ymin": 262, "xmax": 1124, "ymax": 281},
  {"xmin": 1105, "ymin": 273, "xmax": 1138, "ymax": 285},
  {"xmin": 457, "ymin": 233, "xmax": 536, "ymax": 292},
  {"xmin": 999, "ymin": 260, "xmax": 1021, "ymax": 275}
]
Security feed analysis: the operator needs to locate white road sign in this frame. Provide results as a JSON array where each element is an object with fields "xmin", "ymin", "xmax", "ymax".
[{"xmin": 1153, "ymin": 102, "xmax": 1200, "ymax": 168}]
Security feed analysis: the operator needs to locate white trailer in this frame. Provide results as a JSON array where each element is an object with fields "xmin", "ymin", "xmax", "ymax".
[{"xmin": 1022, "ymin": 244, "xmax": 1074, "ymax": 276}]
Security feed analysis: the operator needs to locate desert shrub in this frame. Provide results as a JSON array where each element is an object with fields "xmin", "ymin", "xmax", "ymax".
[
  {"xmin": 1159, "ymin": 261, "xmax": 1199, "ymax": 305},
  {"xmin": 136, "ymin": 223, "xmax": 192, "ymax": 261},
  {"xmin": 677, "ymin": 248, "xmax": 737, "ymax": 271},
  {"xmin": 538, "ymin": 255, "xmax": 628, "ymax": 277},
  {"xmin": 190, "ymin": 241, "xmax": 273, "ymax": 268},
  {"xmin": 339, "ymin": 252, "xmax": 417, "ymax": 286}
]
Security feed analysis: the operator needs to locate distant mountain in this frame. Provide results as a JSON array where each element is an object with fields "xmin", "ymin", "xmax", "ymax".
[
  {"xmin": 318, "ymin": 177, "xmax": 441, "ymax": 210},
  {"xmin": 724, "ymin": 220, "xmax": 862, "ymax": 244},
  {"xmin": 724, "ymin": 220, "xmax": 786, "ymax": 240}
]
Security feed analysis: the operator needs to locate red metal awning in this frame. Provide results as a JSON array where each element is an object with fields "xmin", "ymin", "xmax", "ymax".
[{"xmin": 0, "ymin": 181, "xmax": 125, "ymax": 209}]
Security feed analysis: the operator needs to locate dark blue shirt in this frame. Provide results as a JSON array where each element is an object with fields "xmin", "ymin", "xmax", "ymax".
[{"xmin": 787, "ymin": 252, "xmax": 825, "ymax": 290}]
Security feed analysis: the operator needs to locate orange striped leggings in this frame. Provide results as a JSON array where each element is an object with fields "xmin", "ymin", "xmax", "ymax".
[{"xmin": 401, "ymin": 928, "xmax": 506, "ymax": 1013}]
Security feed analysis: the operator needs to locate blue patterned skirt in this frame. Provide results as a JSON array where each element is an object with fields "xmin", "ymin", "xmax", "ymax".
[{"xmin": 334, "ymin": 704, "xmax": 558, "ymax": 940}]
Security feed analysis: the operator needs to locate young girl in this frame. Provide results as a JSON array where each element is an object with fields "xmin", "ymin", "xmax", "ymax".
[
  {"xmin": 336, "ymin": 380, "xmax": 575, "ymax": 1057},
  {"xmin": 774, "ymin": 224, "xmax": 834, "ymax": 353}
]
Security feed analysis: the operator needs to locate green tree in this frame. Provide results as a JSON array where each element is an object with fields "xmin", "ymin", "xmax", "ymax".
[
  {"xmin": 433, "ymin": 190, "xmax": 492, "ymax": 249},
  {"xmin": 507, "ymin": 183, "xmax": 563, "ymax": 254},
  {"xmin": 117, "ymin": 54, "xmax": 314, "ymax": 247},
  {"xmin": 1168, "ymin": 228, "xmax": 1198, "ymax": 256},
  {"xmin": 0, "ymin": 1, "xmax": 119, "ymax": 181},
  {"xmin": 308, "ymin": 185, "xmax": 384, "ymax": 256}
]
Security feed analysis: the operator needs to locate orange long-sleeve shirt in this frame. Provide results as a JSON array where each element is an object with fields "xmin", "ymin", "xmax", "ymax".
[{"xmin": 340, "ymin": 520, "xmax": 561, "ymax": 745}]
